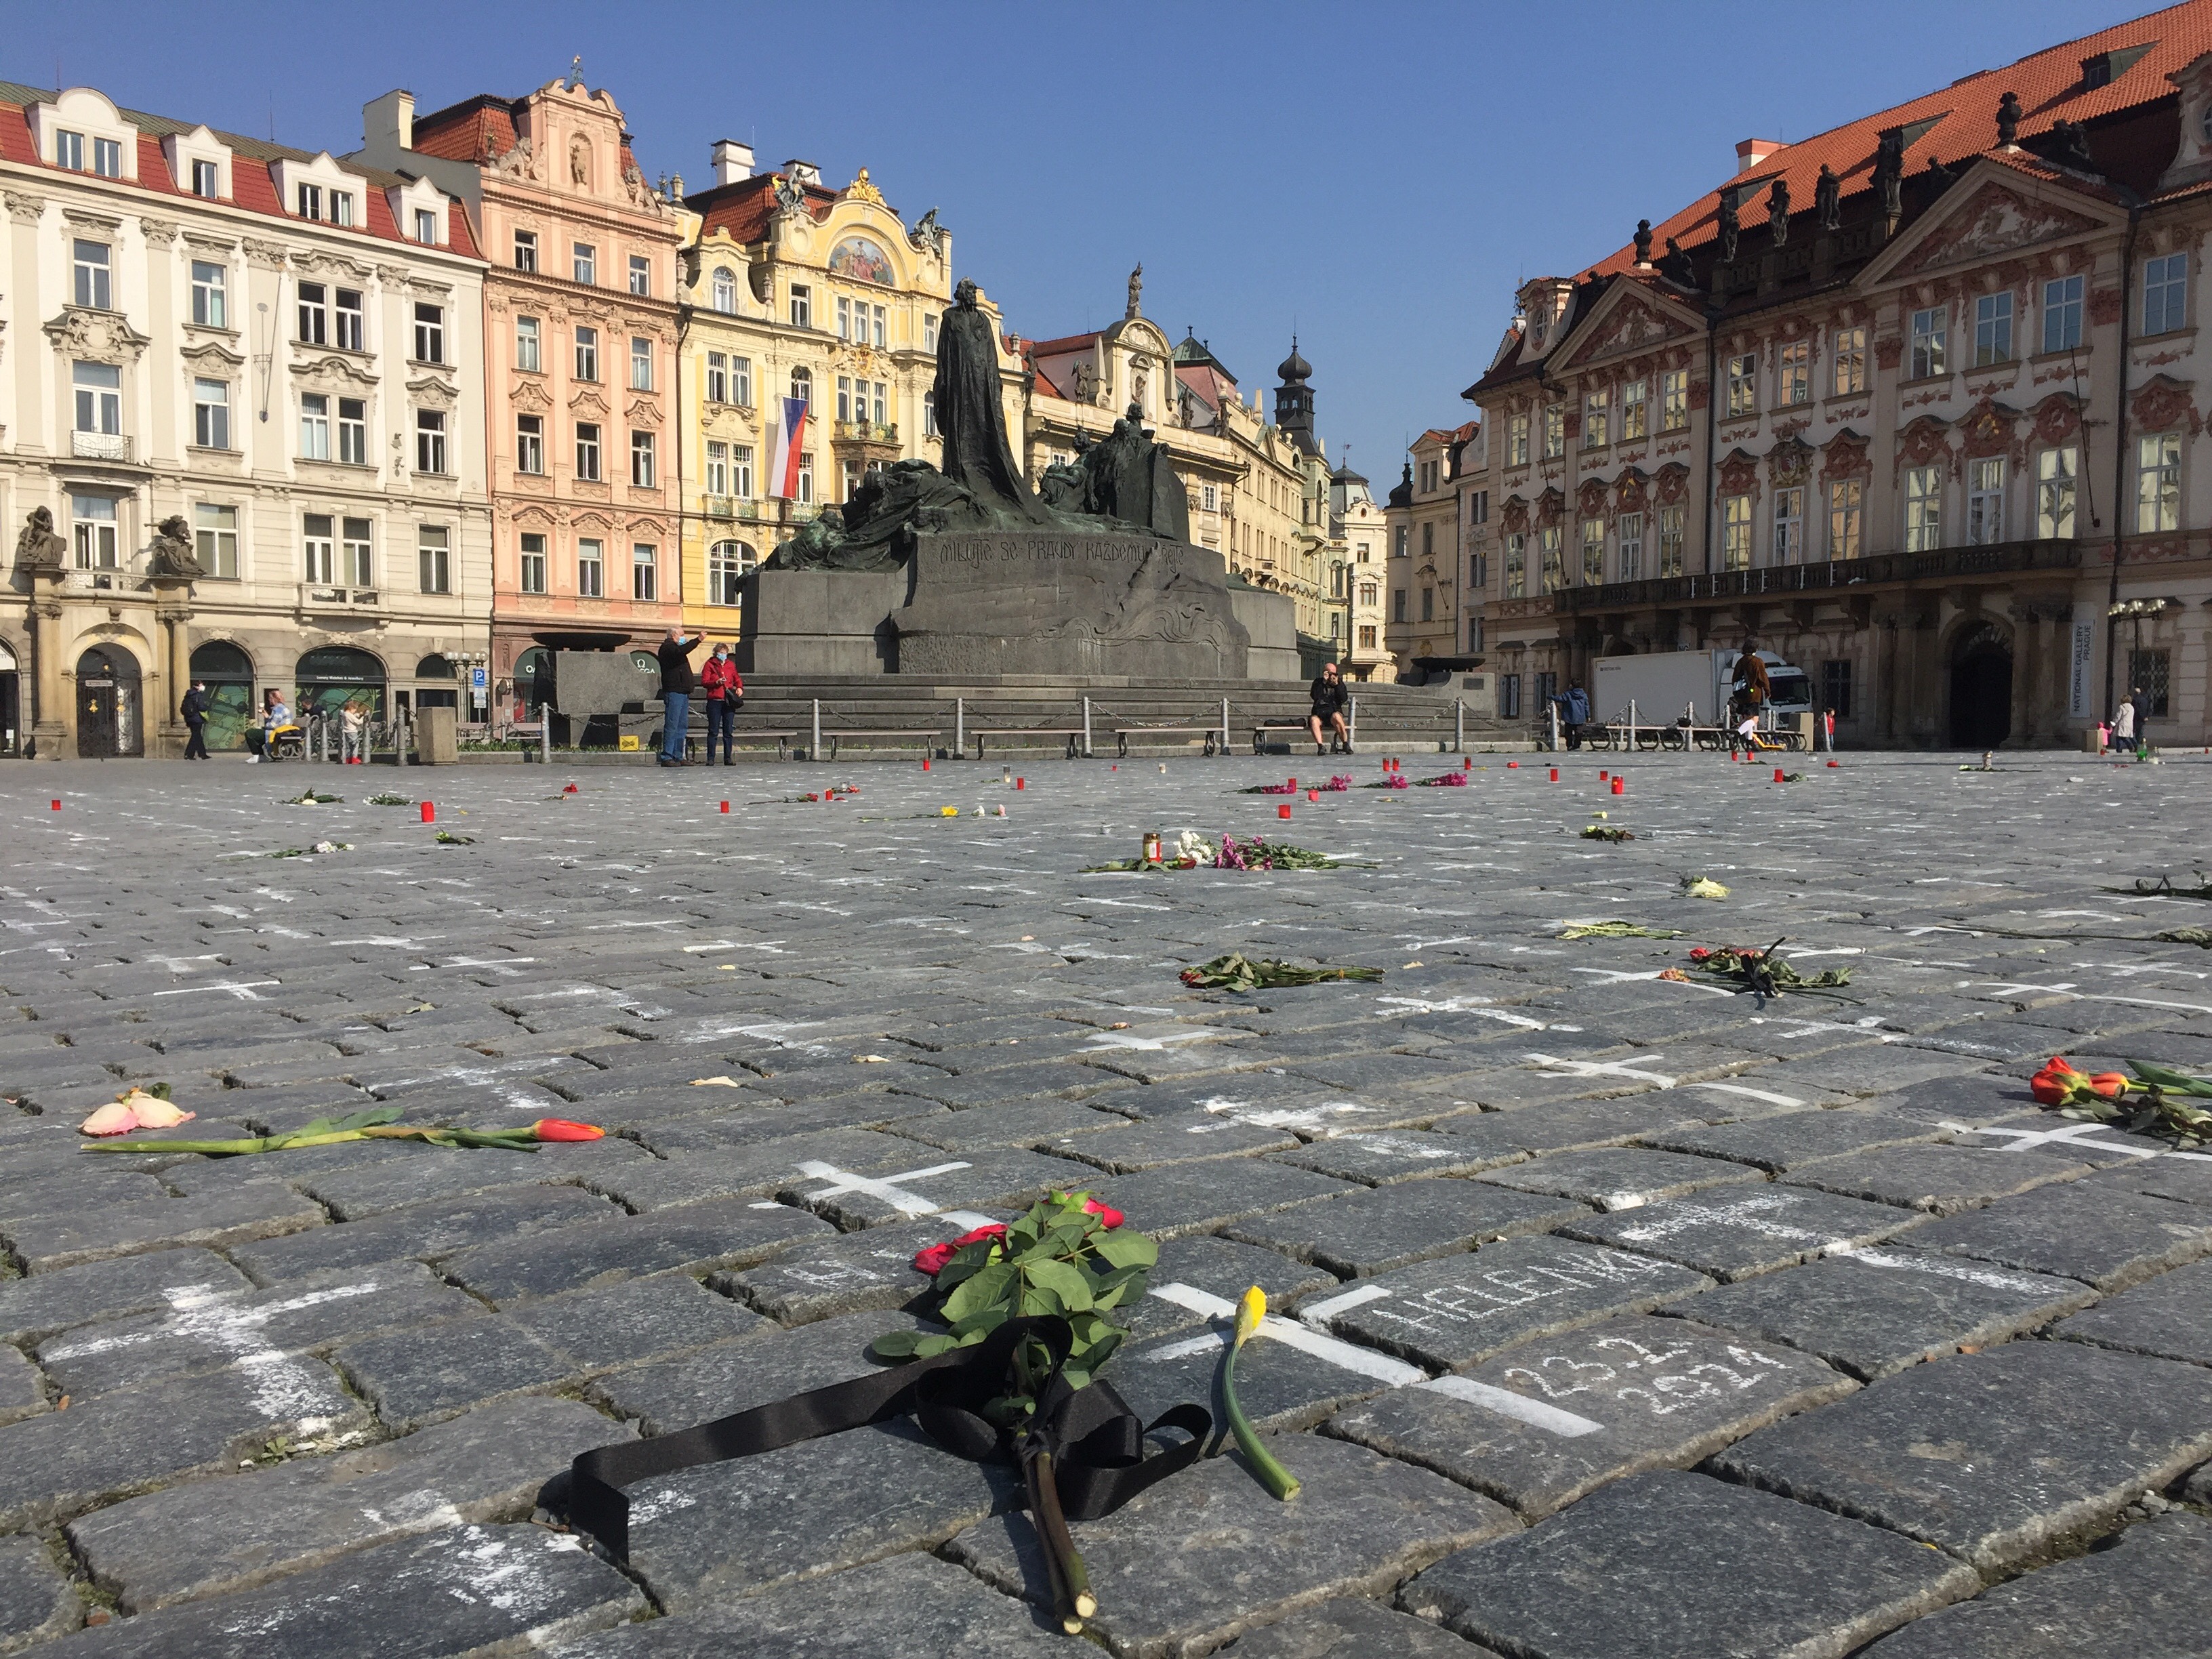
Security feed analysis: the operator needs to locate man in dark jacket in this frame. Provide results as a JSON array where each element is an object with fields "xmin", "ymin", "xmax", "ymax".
[
  {"xmin": 1307, "ymin": 661, "xmax": 1351, "ymax": 755},
  {"xmin": 1552, "ymin": 682, "xmax": 1591, "ymax": 749},
  {"xmin": 180, "ymin": 680, "xmax": 210, "ymax": 760},
  {"xmin": 655, "ymin": 627, "xmax": 701, "ymax": 766}
]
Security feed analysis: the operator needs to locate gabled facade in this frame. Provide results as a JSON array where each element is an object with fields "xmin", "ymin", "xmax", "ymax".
[
  {"xmin": 1330, "ymin": 459, "xmax": 1392, "ymax": 679},
  {"xmin": 2, "ymin": 80, "xmax": 488, "ymax": 758},
  {"xmin": 1464, "ymin": 3, "xmax": 2212, "ymax": 747},
  {"xmin": 1383, "ymin": 423, "xmax": 1479, "ymax": 672}
]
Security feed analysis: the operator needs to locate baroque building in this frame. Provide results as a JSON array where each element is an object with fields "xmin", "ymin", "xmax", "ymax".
[
  {"xmin": 1463, "ymin": 5, "xmax": 2212, "ymax": 747},
  {"xmin": 1382, "ymin": 422, "xmax": 1481, "ymax": 676},
  {"xmin": 1328, "ymin": 455, "xmax": 1394, "ymax": 679},
  {"xmin": 0, "ymin": 80, "xmax": 489, "ymax": 757},
  {"xmin": 355, "ymin": 75, "xmax": 686, "ymax": 715},
  {"xmin": 673, "ymin": 145, "xmax": 957, "ymax": 643}
]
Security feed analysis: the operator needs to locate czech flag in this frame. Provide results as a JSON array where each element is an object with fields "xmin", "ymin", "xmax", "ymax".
[{"xmin": 769, "ymin": 395, "xmax": 809, "ymax": 499}]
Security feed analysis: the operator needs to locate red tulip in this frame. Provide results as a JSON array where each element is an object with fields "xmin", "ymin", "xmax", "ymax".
[
  {"xmin": 1687, "ymin": 948, "xmax": 1712, "ymax": 962},
  {"xmin": 2030, "ymin": 1057, "xmax": 2123, "ymax": 1108},
  {"xmin": 530, "ymin": 1118, "xmax": 605, "ymax": 1141},
  {"xmin": 2088, "ymin": 1072, "xmax": 2130, "ymax": 1100}
]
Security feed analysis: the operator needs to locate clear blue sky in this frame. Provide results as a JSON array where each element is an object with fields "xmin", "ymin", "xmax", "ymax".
[{"xmin": 14, "ymin": 0, "xmax": 2155, "ymax": 481}]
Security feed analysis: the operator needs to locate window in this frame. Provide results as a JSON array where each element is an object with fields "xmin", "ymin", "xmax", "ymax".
[
  {"xmin": 1393, "ymin": 588, "xmax": 1408, "ymax": 622},
  {"xmin": 1507, "ymin": 411, "xmax": 1530, "ymax": 466},
  {"xmin": 2137, "ymin": 432, "xmax": 2183, "ymax": 532},
  {"xmin": 791, "ymin": 366, "xmax": 813, "ymax": 408},
  {"xmin": 193, "ymin": 504, "xmax": 239, "ymax": 579},
  {"xmin": 1904, "ymin": 466, "xmax": 1943, "ymax": 550},
  {"xmin": 300, "ymin": 392, "xmax": 330, "ymax": 459},
  {"xmin": 190, "ymin": 261, "xmax": 226, "ymax": 328},
  {"xmin": 869, "ymin": 304, "xmax": 885, "ymax": 348},
  {"xmin": 514, "ymin": 230, "xmax": 538, "ymax": 272},
  {"xmin": 1421, "ymin": 521, "xmax": 1435, "ymax": 558},
  {"xmin": 331, "ymin": 193, "xmax": 354, "ymax": 226},
  {"xmin": 1658, "ymin": 504, "xmax": 1685, "ymax": 577},
  {"xmin": 73, "ymin": 361, "xmax": 121, "ymax": 434},
  {"xmin": 1910, "ymin": 307, "xmax": 1947, "ymax": 378},
  {"xmin": 630, "ymin": 430, "xmax": 656, "ymax": 489},
  {"xmin": 628, "ymin": 254, "xmax": 651, "ymax": 297},
  {"xmin": 705, "ymin": 352, "xmax": 728, "ymax": 403},
  {"xmin": 632, "ymin": 543, "xmax": 657, "ymax": 601},
  {"xmin": 1778, "ymin": 340, "xmax": 1810, "ymax": 405},
  {"xmin": 343, "ymin": 518, "xmax": 373, "ymax": 586},
  {"xmin": 414, "ymin": 409, "xmax": 446, "ymax": 475},
  {"xmin": 1583, "ymin": 389, "xmax": 1610, "ymax": 450},
  {"xmin": 191, "ymin": 158, "xmax": 220, "ymax": 199},
  {"xmin": 335, "ymin": 289, "xmax": 363, "ymax": 352},
  {"xmin": 1358, "ymin": 624, "xmax": 1378, "ymax": 649},
  {"xmin": 923, "ymin": 390, "xmax": 937, "ymax": 438},
  {"xmin": 520, "ymin": 533, "xmax": 548, "ymax": 594},
  {"xmin": 1534, "ymin": 672, "xmax": 1558, "ymax": 717},
  {"xmin": 1420, "ymin": 587, "xmax": 1436, "ymax": 621},
  {"xmin": 797, "ymin": 452, "xmax": 814, "ymax": 504},
  {"xmin": 790, "ymin": 284, "xmax": 812, "ymax": 328},
  {"xmin": 1578, "ymin": 518, "xmax": 1603, "ymax": 583},
  {"xmin": 573, "ymin": 243, "xmax": 596, "ymax": 285},
  {"xmin": 89, "ymin": 135, "xmax": 120, "ymax": 177},
  {"xmin": 1542, "ymin": 403, "xmax": 1564, "ymax": 459},
  {"xmin": 2144, "ymin": 253, "xmax": 2188, "ymax": 335},
  {"xmin": 1967, "ymin": 457, "xmax": 2006, "ymax": 545},
  {"xmin": 1393, "ymin": 525, "xmax": 1408, "ymax": 557},
  {"xmin": 1721, "ymin": 493, "xmax": 1752, "ymax": 569},
  {"xmin": 1620, "ymin": 378, "xmax": 1647, "ymax": 442},
  {"xmin": 302, "ymin": 513, "xmax": 335, "ymax": 583},
  {"xmin": 710, "ymin": 268, "xmax": 737, "ymax": 313},
  {"xmin": 2042, "ymin": 276, "xmax": 2085, "ymax": 354},
  {"xmin": 837, "ymin": 296, "xmax": 853, "ymax": 341},
  {"xmin": 708, "ymin": 539, "xmax": 754, "ymax": 605},
  {"xmin": 630, "ymin": 336, "xmax": 653, "ymax": 391},
  {"xmin": 2036, "ymin": 446, "xmax": 2078, "ymax": 538},
  {"xmin": 732, "ymin": 444, "xmax": 754, "ymax": 499},
  {"xmin": 1359, "ymin": 580, "xmax": 1379, "ymax": 605},
  {"xmin": 73, "ymin": 240, "xmax": 111, "ymax": 310},
  {"xmin": 733, "ymin": 356, "xmax": 753, "ymax": 407},
  {"xmin": 55, "ymin": 130, "xmax": 83, "ymax": 171},
  {"xmin": 1726, "ymin": 352, "xmax": 1757, "ymax": 417},
  {"xmin": 1201, "ymin": 483, "xmax": 1218, "ymax": 512},
  {"xmin": 1772, "ymin": 485, "xmax": 1803, "ymax": 562},
  {"xmin": 516, "ymin": 414, "xmax": 544, "ymax": 474},
  {"xmin": 1504, "ymin": 531, "xmax": 1526, "ymax": 598},
  {"xmin": 296, "ymin": 183, "xmax": 323, "ymax": 220},
  {"xmin": 1616, "ymin": 511, "xmax": 1644, "ymax": 581},
  {"xmin": 1418, "ymin": 459, "xmax": 1437, "ymax": 492},
  {"xmin": 841, "ymin": 458, "xmax": 864, "ymax": 501},
  {"xmin": 1538, "ymin": 525, "xmax": 1563, "ymax": 592},
  {"xmin": 516, "ymin": 315, "xmax": 541, "ymax": 372},
  {"xmin": 574, "ymin": 326, "xmax": 598, "ymax": 381},
  {"xmin": 412, "ymin": 304, "xmax": 444, "ymax": 365},
  {"xmin": 418, "ymin": 526, "xmax": 449, "ymax": 594},
  {"xmin": 705, "ymin": 440, "xmax": 728, "ymax": 496},
  {"xmin": 924, "ymin": 312, "xmax": 939, "ymax": 352},
  {"xmin": 1822, "ymin": 659, "xmax": 1853, "ymax": 718},
  {"xmin": 1973, "ymin": 293, "xmax": 2013, "ymax": 365},
  {"xmin": 1832, "ymin": 327, "xmax": 1866, "ymax": 396},
  {"xmin": 1828, "ymin": 479, "xmax": 1863, "ymax": 558},
  {"xmin": 298, "ymin": 281, "xmax": 327, "ymax": 345},
  {"xmin": 575, "ymin": 422, "xmax": 601, "ymax": 481},
  {"xmin": 71, "ymin": 495, "xmax": 118, "ymax": 569},
  {"xmin": 337, "ymin": 398, "xmax": 367, "ymax": 466},
  {"xmin": 1660, "ymin": 369, "xmax": 1689, "ymax": 431},
  {"xmin": 1500, "ymin": 673, "xmax": 1522, "ymax": 720},
  {"xmin": 577, "ymin": 539, "xmax": 604, "ymax": 598},
  {"xmin": 2130, "ymin": 649, "xmax": 2172, "ymax": 718}
]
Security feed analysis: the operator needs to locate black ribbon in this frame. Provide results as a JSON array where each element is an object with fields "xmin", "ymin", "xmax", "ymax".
[{"xmin": 538, "ymin": 1316, "xmax": 1209, "ymax": 1563}]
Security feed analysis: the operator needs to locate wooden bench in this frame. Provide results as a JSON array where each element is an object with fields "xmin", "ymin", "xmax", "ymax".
[
  {"xmin": 823, "ymin": 729, "xmax": 940, "ymax": 760},
  {"xmin": 1113, "ymin": 725, "xmax": 1224, "ymax": 759},
  {"xmin": 971, "ymin": 728, "xmax": 1086, "ymax": 760},
  {"xmin": 1253, "ymin": 722, "xmax": 1351, "ymax": 755}
]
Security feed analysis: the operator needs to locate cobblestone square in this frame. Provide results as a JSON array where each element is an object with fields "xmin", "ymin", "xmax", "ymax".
[{"xmin": 4, "ymin": 749, "xmax": 2212, "ymax": 1654}]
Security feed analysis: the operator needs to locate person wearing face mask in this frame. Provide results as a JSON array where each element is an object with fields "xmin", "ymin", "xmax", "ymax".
[{"xmin": 699, "ymin": 642, "xmax": 743, "ymax": 765}]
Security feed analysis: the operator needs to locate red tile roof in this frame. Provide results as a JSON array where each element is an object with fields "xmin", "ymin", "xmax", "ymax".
[
  {"xmin": 1019, "ymin": 331, "xmax": 1103, "ymax": 359},
  {"xmin": 409, "ymin": 94, "xmax": 520, "ymax": 164},
  {"xmin": 1589, "ymin": 2, "xmax": 2203, "ymax": 277},
  {"xmin": 687, "ymin": 172, "xmax": 841, "ymax": 245}
]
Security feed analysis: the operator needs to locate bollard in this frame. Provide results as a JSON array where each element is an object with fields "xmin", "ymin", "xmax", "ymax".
[
  {"xmin": 420, "ymin": 801, "xmax": 435, "ymax": 823},
  {"xmin": 1277, "ymin": 804, "xmax": 1292, "ymax": 819},
  {"xmin": 541, "ymin": 716, "xmax": 552, "ymax": 766},
  {"xmin": 811, "ymin": 699, "xmax": 822, "ymax": 764},
  {"xmin": 1082, "ymin": 696, "xmax": 1093, "ymax": 759},
  {"xmin": 720, "ymin": 801, "xmax": 730, "ymax": 813}
]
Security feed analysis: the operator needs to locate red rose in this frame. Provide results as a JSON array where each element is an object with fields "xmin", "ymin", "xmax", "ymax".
[
  {"xmin": 1687, "ymin": 948, "xmax": 1712, "ymax": 962},
  {"xmin": 530, "ymin": 1118, "xmax": 605, "ymax": 1141},
  {"xmin": 912, "ymin": 1242, "xmax": 956, "ymax": 1275},
  {"xmin": 1082, "ymin": 1198, "xmax": 1124, "ymax": 1229}
]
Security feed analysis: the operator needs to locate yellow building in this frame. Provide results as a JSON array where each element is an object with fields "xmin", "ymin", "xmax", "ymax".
[{"xmin": 674, "ymin": 146, "xmax": 956, "ymax": 642}]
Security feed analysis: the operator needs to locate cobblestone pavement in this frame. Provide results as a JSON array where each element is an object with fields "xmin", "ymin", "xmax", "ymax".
[{"xmin": 5, "ymin": 750, "xmax": 2212, "ymax": 1658}]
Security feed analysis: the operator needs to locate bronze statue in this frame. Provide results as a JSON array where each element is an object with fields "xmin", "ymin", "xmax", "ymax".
[
  {"xmin": 1814, "ymin": 164, "xmax": 1841, "ymax": 231},
  {"xmin": 1767, "ymin": 177, "xmax": 1790, "ymax": 247},
  {"xmin": 1717, "ymin": 192, "xmax": 1740, "ymax": 262},
  {"xmin": 933, "ymin": 278, "xmax": 1049, "ymax": 525},
  {"xmin": 146, "ymin": 514, "xmax": 204, "ymax": 580},
  {"xmin": 14, "ymin": 506, "xmax": 66, "ymax": 573},
  {"xmin": 1125, "ymin": 264, "xmax": 1143, "ymax": 320}
]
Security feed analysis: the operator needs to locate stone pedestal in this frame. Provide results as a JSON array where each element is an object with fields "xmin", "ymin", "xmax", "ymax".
[
  {"xmin": 151, "ymin": 578, "xmax": 193, "ymax": 760},
  {"xmin": 735, "ymin": 569, "xmax": 907, "ymax": 676},
  {"xmin": 415, "ymin": 705, "xmax": 458, "ymax": 764}
]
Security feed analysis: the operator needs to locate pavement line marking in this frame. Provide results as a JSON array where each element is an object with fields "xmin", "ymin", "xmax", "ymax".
[
  {"xmin": 792, "ymin": 1160, "xmax": 972, "ymax": 1216},
  {"xmin": 939, "ymin": 1210, "xmax": 999, "ymax": 1229},
  {"xmin": 1299, "ymin": 1283, "xmax": 1393, "ymax": 1324},
  {"xmin": 1146, "ymin": 1282, "xmax": 1426, "ymax": 1386},
  {"xmin": 1523, "ymin": 1052, "xmax": 1681, "ymax": 1087},
  {"xmin": 1687, "ymin": 1081, "xmax": 1807, "ymax": 1108},
  {"xmin": 1942, "ymin": 1119, "xmax": 2212, "ymax": 1162},
  {"xmin": 1416, "ymin": 1374, "xmax": 1605, "ymax": 1437},
  {"xmin": 150, "ymin": 979, "xmax": 279, "ymax": 1000}
]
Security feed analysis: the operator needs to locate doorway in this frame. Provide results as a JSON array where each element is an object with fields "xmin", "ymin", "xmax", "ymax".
[
  {"xmin": 1948, "ymin": 623, "xmax": 2013, "ymax": 748},
  {"xmin": 75, "ymin": 646, "xmax": 142, "ymax": 758}
]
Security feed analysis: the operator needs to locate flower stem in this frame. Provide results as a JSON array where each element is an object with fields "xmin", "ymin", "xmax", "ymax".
[
  {"xmin": 1029, "ymin": 1450, "xmax": 1094, "ymax": 1622},
  {"xmin": 1023, "ymin": 1447, "xmax": 1085, "ymax": 1634},
  {"xmin": 1221, "ymin": 1288, "xmax": 1300, "ymax": 1500}
]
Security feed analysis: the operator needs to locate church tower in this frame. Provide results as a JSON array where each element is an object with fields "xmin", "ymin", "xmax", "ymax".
[{"xmin": 1272, "ymin": 338, "xmax": 1319, "ymax": 457}]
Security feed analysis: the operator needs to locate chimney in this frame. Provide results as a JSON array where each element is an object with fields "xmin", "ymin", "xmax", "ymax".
[
  {"xmin": 365, "ymin": 89, "xmax": 415, "ymax": 155},
  {"xmin": 1736, "ymin": 137, "xmax": 1783, "ymax": 173},
  {"xmin": 710, "ymin": 139, "xmax": 753, "ymax": 186}
]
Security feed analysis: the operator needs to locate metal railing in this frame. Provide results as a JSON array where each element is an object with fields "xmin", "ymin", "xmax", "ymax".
[
  {"xmin": 71, "ymin": 430, "xmax": 133, "ymax": 462},
  {"xmin": 1558, "ymin": 537, "xmax": 2082, "ymax": 613}
]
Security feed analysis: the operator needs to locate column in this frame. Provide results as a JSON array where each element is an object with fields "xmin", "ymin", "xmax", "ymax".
[
  {"xmin": 152, "ymin": 581, "xmax": 192, "ymax": 758},
  {"xmin": 30, "ymin": 575, "xmax": 64, "ymax": 760}
]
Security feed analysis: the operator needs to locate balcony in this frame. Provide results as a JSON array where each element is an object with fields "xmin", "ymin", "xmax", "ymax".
[
  {"xmin": 833, "ymin": 421, "xmax": 899, "ymax": 445},
  {"xmin": 1557, "ymin": 538, "xmax": 2084, "ymax": 613},
  {"xmin": 71, "ymin": 430, "xmax": 134, "ymax": 462},
  {"xmin": 300, "ymin": 585, "xmax": 380, "ymax": 611}
]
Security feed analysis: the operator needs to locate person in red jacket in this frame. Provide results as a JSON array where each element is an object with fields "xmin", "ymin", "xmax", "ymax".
[{"xmin": 699, "ymin": 643, "xmax": 743, "ymax": 764}]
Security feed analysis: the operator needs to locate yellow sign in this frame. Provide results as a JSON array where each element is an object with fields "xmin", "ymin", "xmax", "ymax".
[{"xmin": 618, "ymin": 735, "xmax": 641, "ymax": 752}]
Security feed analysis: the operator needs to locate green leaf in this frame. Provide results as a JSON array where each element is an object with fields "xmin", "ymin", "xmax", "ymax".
[
  {"xmin": 1019, "ymin": 1284, "xmax": 1065, "ymax": 1318},
  {"xmin": 869, "ymin": 1329, "xmax": 926, "ymax": 1361},
  {"xmin": 2129, "ymin": 1059, "xmax": 2212, "ymax": 1097},
  {"xmin": 1092, "ymin": 1232, "xmax": 1158, "ymax": 1270},
  {"xmin": 294, "ymin": 1106, "xmax": 403, "ymax": 1139},
  {"xmin": 1023, "ymin": 1257, "xmax": 1093, "ymax": 1313},
  {"xmin": 912, "ymin": 1333, "xmax": 966, "ymax": 1358},
  {"xmin": 941, "ymin": 1261, "xmax": 1019, "ymax": 1324}
]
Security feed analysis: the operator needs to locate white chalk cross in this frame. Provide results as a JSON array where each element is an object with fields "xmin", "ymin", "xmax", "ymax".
[{"xmin": 790, "ymin": 1159, "xmax": 978, "ymax": 1218}]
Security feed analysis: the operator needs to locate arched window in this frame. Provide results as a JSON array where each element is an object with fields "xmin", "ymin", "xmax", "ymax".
[
  {"xmin": 514, "ymin": 647, "xmax": 552, "ymax": 712},
  {"xmin": 790, "ymin": 366, "xmax": 812, "ymax": 409},
  {"xmin": 708, "ymin": 539, "xmax": 757, "ymax": 606},
  {"xmin": 414, "ymin": 654, "xmax": 455, "ymax": 679},
  {"xmin": 710, "ymin": 268, "xmax": 737, "ymax": 314},
  {"xmin": 186, "ymin": 641, "xmax": 254, "ymax": 752},
  {"xmin": 294, "ymin": 645, "xmax": 388, "ymax": 722},
  {"xmin": 414, "ymin": 654, "xmax": 458, "ymax": 709}
]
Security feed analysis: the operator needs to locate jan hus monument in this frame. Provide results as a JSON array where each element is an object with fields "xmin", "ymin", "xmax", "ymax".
[{"xmin": 742, "ymin": 279, "xmax": 1298, "ymax": 680}]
